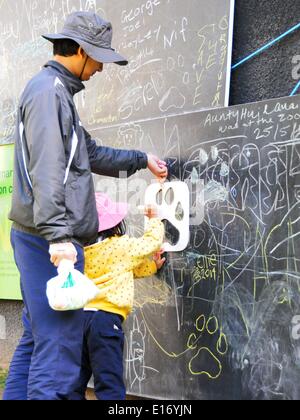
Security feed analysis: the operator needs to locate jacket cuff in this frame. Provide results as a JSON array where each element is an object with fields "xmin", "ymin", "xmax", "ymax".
[
  {"xmin": 49, "ymin": 238, "xmax": 72, "ymax": 245},
  {"xmin": 137, "ymin": 152, "xmax": 148, "ymax": 170}
]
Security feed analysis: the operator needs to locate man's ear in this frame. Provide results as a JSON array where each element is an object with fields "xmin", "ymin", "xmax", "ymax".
[{"xmin": 78, "ymin": 47, "xmax": 87, "ymax": 59}]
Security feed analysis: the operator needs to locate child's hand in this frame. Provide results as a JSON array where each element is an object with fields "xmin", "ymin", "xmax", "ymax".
[
  {"xmin": 153, "ymin": 250, "xmax": 166, "ymax": 270},
  {"xmin": 144, "ymin": 204, "xmax": 158, "ymax": 219}
]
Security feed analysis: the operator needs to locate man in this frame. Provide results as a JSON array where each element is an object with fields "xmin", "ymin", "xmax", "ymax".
[{"xmin": 4, "ymin": 11, "xmax": 167, "ymax": 400}]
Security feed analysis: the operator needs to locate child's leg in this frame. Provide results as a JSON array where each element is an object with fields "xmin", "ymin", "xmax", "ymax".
[
  {"xmin": 87, "ymin": 311, "xmax": 126, "ymax": 400},
  {"xmin": 69, "ymin": 312, "xmax": 94, "ymax": 400}
]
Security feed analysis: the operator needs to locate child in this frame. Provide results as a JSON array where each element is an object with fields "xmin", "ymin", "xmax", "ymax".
[{"xmin": 72, "ymin": 192, "xmax": 165, "ymax": 400}]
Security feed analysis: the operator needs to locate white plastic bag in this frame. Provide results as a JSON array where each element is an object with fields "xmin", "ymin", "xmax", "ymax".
[{"xmin": 46, "ymin": 260, "xmax": 100, "ymax": 311}]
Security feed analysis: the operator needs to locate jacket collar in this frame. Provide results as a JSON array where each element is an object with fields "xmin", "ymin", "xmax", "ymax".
[{"xmin": 44, "ymin": 60, "xmax": 85, "ymax": 96}]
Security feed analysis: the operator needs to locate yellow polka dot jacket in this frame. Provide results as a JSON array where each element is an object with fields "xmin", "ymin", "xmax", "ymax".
[{"xmin": 84, "ymin": 218, "xmax": 164, "ymax": 320}]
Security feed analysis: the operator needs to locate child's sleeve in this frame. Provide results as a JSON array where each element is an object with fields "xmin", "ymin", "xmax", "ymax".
[
  {"xmin": 133, "ymin": 258, "xmax": 158, "ymax": 278},
  {"xmin": 127, "ymin": 218, "xmax": 164, "ymax": 259}
]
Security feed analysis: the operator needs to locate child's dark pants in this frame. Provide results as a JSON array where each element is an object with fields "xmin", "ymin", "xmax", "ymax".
[{"xmin": 72, "ymin": 310, "xmax": 126, "ymax": 400}]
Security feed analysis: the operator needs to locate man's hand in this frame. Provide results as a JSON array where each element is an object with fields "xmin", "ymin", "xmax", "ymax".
[
  {"xmin": 153, "ymin": 249, "xmax": 166, "ymax": 270},
  {"xmin": 147, "ymin": 154, "xmax": 168, "ymax": 183},
  {"xmin": 49, "ymin": 242, "xmax": 78, "ymax": 267}
]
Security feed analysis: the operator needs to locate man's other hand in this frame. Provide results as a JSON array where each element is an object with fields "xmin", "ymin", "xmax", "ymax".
[{"xmin": 49, "ymin": 242, "xmax": 78, "ymax": 267}]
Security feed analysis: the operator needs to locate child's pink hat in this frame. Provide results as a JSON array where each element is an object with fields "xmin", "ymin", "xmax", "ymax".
[{"xmin": 95, "ymin": 192, "xmax": 128, "ymax": 232}]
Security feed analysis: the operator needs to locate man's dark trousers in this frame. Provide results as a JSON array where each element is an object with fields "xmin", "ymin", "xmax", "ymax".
[{"xmin": 3, "ymin": 229, "xmax": 85, "ymax": 400}]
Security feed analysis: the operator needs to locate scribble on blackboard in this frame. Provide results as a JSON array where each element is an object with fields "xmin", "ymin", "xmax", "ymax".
[{"xmin": 121, "ymin": 96, "xmax": 300, "ymax": 400}]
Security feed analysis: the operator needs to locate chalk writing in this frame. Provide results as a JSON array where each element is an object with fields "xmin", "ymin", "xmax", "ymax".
[
  {"xmin": 97, "ymin": 95, "xmax": 300, "ymax": 400},
  {"xmin": 292, "ymin": 315, "xmax": 300, "ymax": 340},
  {"xmin": 0, "ymin": 0, "xmax": 234, "ymax": 146}
]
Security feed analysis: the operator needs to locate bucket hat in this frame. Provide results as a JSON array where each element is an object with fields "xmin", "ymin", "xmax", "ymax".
[
  {"xmin": 95, "ymin": 192, "xmax": 128, "ymax": 232},
  {"xmin": 42, "ymin": 11, "xmax": 128, "ymax": 66}
]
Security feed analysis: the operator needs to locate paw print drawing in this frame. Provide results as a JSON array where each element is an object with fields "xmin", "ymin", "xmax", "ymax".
[
  {"xmin": 144, "ymin": 181, "xmax": 190, "ymax": 252},
  {"xmin": 187, "ymin": 314, "xmax": 228, "ymax": 379}
]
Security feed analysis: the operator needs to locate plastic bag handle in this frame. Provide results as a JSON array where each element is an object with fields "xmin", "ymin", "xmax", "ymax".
[{"xmin": 57, "ymin": 259, "xmax": 75, "ymax": 275}]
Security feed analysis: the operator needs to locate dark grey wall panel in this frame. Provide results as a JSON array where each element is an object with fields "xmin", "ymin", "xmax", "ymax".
[{"xmin": 230, "ymin": 0, "xmax": 300, "ymax": 105}]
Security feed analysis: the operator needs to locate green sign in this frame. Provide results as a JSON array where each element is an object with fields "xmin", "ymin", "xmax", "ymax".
[{"xmin": 0, "ymin": 144, "xmax": 21, "ymax": 300}]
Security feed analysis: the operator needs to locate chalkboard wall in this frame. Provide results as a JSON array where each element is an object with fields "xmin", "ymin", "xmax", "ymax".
[
  {"xmin": 104, "ymin": 95, "xmax": 300, "ymax": 400},
  {"xmin": 0, "ymin": 0, "xmax": 234, "ymax": 145},
  {"xmin": 1, "ymin": 0, "xmax": 300, "ymax": 401}
]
